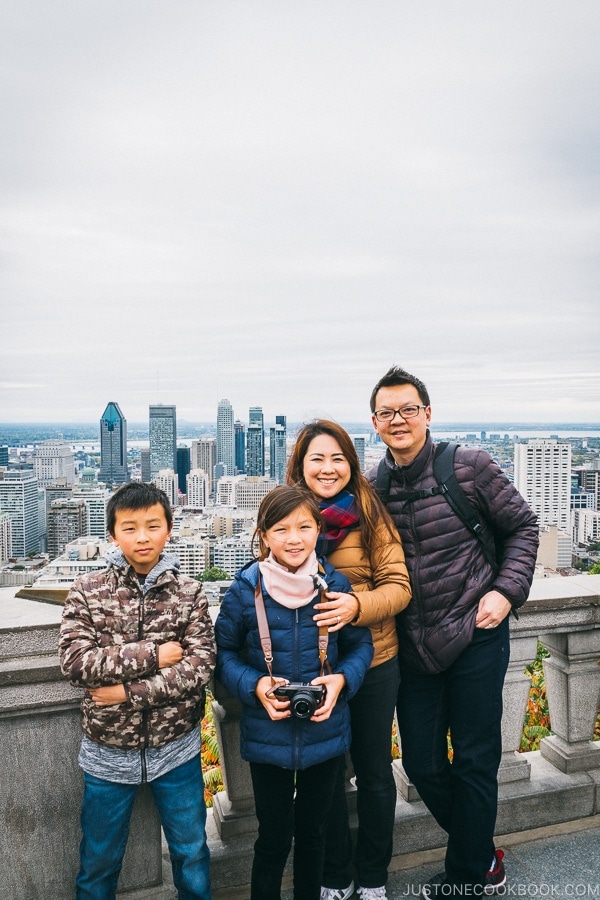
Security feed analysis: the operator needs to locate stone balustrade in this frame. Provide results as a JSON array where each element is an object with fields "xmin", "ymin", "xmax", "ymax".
[{"xmin": 1, "ymin": 576, "xmax": 599, "ymax": 898}]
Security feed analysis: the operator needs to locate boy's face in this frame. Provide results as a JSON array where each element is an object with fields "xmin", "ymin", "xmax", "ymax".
[{"xmin": 110, "ymin": 503, "xmax": 172, "ymax": 575}]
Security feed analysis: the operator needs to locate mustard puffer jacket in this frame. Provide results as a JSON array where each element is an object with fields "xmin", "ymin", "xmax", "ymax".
[{"xmin": 326, "ymin": 521, "xmax": 411, "ymax": 668}]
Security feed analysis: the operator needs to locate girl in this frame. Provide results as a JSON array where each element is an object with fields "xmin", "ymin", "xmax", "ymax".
[
  {"xmin": 287, "ymin": 420, "xmax": 411, "ymax": 900},
  {"xmin": 215, "ymin": 485, "xmax": 373, "ymax": 900}
]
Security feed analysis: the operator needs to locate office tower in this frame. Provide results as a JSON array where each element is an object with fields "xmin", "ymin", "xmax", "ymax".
[
  {"xmin": 213, "ymin": 536, "xmax": 253, "ymax": 576},
  {"xmin": 192, "ymin": 437, "xmax": 217, "ymax": 496},
  {"xmin": 578, "ymin": 470, "xmax": 600, "ymax": 511},
  {"xmin": 0, "ymin": 470, "xmax": 39, "ymax": 556},
  {"xmin": 234, "ymin": 420, "xmax": 246, "ymax": 474},
  {"xmin": 247, "ymin": 407, "xmax": 265, "ymax": 475},
  {"xmin": 0, "ymin": 511, "xmax": 12, "ymax": 563},
  {"xmin": 186, "ymin": 469, "xmax": 209, "ymax": 508},
  {"xmin": 216, "ymin": 399, "xmax": 235, "ymax": 476},
  {"xmin": 33, "ymin": 441, "xmax": 76, "ymax": 486},
  {"xmin": 177, "ymin": 447, "xmax": 191, "ymax": 496},
  {"xmin": 236, "ymin": 476, "xmax": 278, "ymax": 510},
  {"xmin": 246, "ymin": 424, "xmax": 264, "ymax": 476},
  {"xmin": 269, "ymin": 415, "xmax": 287, "ymax": 484},
  {"xmin": 0, "ymin": 446, "xmax": 8, "ymax": 467},
  {"xmin": 140, "ymin": 448, "xmax": 152, "ymax": 483},
  {"xmin": 153, "ymin": 470, "xmax": 178, "ymax": 506},
  {"xmin": 98, "ymin": 402, "xmax": 128, "ymax": 485},
  {"xmin": 71, "ymin": 485, "xmax": 109, "ymax": 539},
  {"xmin": 149, "ymin": 405, "xmax": 177, "ymax": 478},
  {"xmin": 514, "ymin": 439, "xmax": 572, "ymax": 533},
  {"xmin": 47, "ymin": 498, "xmax": 87, "ymax": 559},
  {"xmin": 45, "ymin": 480, "xmax": 73, "ymax": 518},
  {"xmin": 216, "ymin": 475, "xmax": 245, "ymax": 507},
  {"xmin": 353, "ymin": 437, "xmax": 366, "ymax": 472}
]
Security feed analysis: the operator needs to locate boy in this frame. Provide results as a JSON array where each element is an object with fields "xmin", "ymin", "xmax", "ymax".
[{"xmin": 60, "ymin": 482, "xmax": 215, "ymax": 900}]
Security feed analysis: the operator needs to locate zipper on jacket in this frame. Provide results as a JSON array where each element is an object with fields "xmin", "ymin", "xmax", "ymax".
[
  {"xmin": 292, "ymin": 608, "xmax": 301, "ymax": 768},
  {"xmin": 137, "ymin": 586, "xmax": 148, "ymax": 783}
]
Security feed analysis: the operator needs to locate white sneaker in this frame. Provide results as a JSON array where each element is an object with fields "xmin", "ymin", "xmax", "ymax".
[
  {"xmin": 357, "ymin": 888, "xmax": 387, "ymax": 900},
  {"xmin": 321, "ymin": 884, "xmax": 355, "ymax": 900}
]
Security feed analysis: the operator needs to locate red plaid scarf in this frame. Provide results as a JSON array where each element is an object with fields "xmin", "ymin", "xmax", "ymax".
[{"xmin": 316, "ymin": 489, "xmax": 360, "ymax": 556}]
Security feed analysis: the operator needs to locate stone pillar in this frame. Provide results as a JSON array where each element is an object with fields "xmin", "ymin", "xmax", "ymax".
[
  {"xmin": 0, "ymin": 623, "xmax": 164, "ymax": 900},
  {"xmin": 211, "ymin": 678, "xmax": 257, "ymax": 838},
  {"xmin": 498, "ymin": 630, "xmax": 539, "ymax": 783},
  {"xmin": 539, "ymin": 630, "xmax": 600, "ymax": 774}
]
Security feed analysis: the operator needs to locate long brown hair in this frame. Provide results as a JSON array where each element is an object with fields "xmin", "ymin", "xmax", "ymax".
[
  {"xmin": 252, "ymin": 484, "xmax": 323, "ymax": 561},
  {"xmin": 286, "ymin": 419, "xmax": 395, "ymax": 558}
]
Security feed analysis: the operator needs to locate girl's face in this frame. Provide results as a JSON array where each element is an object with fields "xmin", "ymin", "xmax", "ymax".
[
  {"xmin": 302, "ymin": 434, "xmax": 352, "ymax": 501},
  {"xmin": 261, "ymin": 504, "xmax": 320, "ymax": 571}
]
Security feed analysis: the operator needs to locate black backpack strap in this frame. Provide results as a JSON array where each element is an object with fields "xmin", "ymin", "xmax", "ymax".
[
  {"xmin": 433, "ymin": 442, "xmax": 497, "ymax": 571},
  {"xmin": 375, "ymin": 457, "xmax": 393, "ymax": 503},
  {"xmin": 376, "ymin": 455, "xmax": 445, "ymax": 504}
]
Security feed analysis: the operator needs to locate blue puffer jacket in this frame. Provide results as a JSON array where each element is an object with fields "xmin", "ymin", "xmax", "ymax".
[{"xmin": 215, "ymin": 559, "xmax": 374, "ymax": 770}]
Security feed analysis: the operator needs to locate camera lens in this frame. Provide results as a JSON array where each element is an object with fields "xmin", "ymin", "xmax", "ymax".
[{"xmin": 291, "ymin": 690, "xmax": 316, "ymax": 719}]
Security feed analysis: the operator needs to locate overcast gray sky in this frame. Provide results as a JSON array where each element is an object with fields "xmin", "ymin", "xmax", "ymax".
[{"xmin": 1, "ymin": 1, "xmax": 599, "ymax": 426}]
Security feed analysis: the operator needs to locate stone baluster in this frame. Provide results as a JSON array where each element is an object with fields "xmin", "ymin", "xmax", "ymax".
[
  {"xmin": 539, "ymin": 630, "xmax": 600, "ymax": 774},
  {"xmin": 211, "ymin": 678, "xmax": 257, "ymax": 838},
  {"xmin": 498, "ymin": 628, "xmax": 539, "ymax": 783}
]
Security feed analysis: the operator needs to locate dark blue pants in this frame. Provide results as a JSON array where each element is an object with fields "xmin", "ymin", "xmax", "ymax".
[
  {"xmin": 322, "ymin": 656, "xmax": 401, "ymax": 889},
  {"xmin": 77, "ymin": 755, "xmax": 211, "ymax": 900},
  {"xmin": 249, "ymin": 755, "xmax": 344, "ymax": 900},
  {"xmin": 397, "ymin": 620, "xmax": 510, "ymax": 888}
]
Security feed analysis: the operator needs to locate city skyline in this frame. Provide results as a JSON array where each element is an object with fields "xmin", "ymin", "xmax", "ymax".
[{"xmin": 2, "ymin": 2, "xmax": 600, "ymax": 424}]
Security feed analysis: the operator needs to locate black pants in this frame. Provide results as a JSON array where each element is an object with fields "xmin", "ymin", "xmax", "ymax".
[
  {"xmin": 322, "ymin": 656, "xmax": 400, "ymax": 889},
  {"xmin": 397, "ymin": 620, "xmax": 510, "ymax": 887},
  {"xmin": 249, "ymin": 755, "xmax": 345, "ymax": 900}
]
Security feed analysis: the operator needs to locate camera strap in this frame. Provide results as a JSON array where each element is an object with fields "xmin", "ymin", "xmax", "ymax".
[{"xmin": 254, "ymin": 572, "xmax": 331, "ymax": 691}]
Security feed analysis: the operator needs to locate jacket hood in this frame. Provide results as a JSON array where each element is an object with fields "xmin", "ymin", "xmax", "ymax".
[{"xmin": 105, "ymin": 546, "xmax": 180, "ymax": 593}]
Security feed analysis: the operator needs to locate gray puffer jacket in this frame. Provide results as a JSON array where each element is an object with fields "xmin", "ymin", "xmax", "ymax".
[{"xmin": 368, "ymin": 433, "xmax": 538, "ymax": 674}]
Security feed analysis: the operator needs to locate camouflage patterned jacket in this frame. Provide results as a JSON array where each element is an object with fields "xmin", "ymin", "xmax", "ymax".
[{"xmin": 59, "ymin": 550, "xmax": 216, "ymax": 750}]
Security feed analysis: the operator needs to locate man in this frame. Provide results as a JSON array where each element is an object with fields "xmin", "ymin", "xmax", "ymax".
[{"xmin": 368, "ymin": 366, "xmax": 539, "ymax": 896}]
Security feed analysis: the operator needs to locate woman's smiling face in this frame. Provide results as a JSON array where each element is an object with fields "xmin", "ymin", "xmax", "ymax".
[{"xmin": 302, "ymin": 433, "xmax": 351, "ymax": 501}]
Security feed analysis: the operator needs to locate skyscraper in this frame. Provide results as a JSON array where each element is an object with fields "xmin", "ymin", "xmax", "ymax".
[
  {"xmin": 514, "ymin": 439, "xmax": 571, "ymax": 534},
  {"xmin": 353, "ymin": 437, "xmax": 366, "ymax": 472},
  {"xmin": 33, "ymin": 441, "xmax": 76, "ymax": 486},
  {"xmin": 247, "ymin": 407, "xmax": 265, "ymax": 476},
  {"xmin": 216, "ymin": 400, "xmax": 235, "ymax": 476},
  {"xmin": 47, "ymin": 498, "xmax": 87, "ymax": 559},
  {"xmin": 149, "ymin": 405, "xmax": 177, "ymax": 478},
  {"xmin": 192, "ymin": 438, "xmax": 217, "ymax": 496},
  {"xmin": 234, "ymin": 420, "xmax": 246, "ymax": 474},
  {"xmin": 269, "ymin": 415, "xmax": 287, "ymax": 484},
  {"xmin": 186, "ymin": 469, "xmax": 209, "ymax": 508},
  {"xmin": 0, "ymin": 511, "xmax": 12, "ymax": 563},
  {"xmin": 0, "ymin": 470, "xmax": 39, "ymax": 557},
  {"xmin": 177, "ymin": 447, "xmax": 191, "ymax": 496},
  {"xmin": 99, "ymin": 402, "xmax": 128, "ymax": 485}
]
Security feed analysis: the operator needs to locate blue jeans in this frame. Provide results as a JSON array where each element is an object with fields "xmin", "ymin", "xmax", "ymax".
[
  {"xmin": 77, "ymin": 755, "xmax": 211, "ymax": 900},
  {"xmin": 397, "ymin": 620, "xmax": 510, "ymax": 888},
  {"xmin": 322, "ymin": 656, "xmax": 401, "ymax": 889}
]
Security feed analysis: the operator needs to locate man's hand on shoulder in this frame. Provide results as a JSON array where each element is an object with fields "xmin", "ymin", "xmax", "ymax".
[{"xmin": 475, "ymin": 590, "xmax": 512, "ymax": 629}]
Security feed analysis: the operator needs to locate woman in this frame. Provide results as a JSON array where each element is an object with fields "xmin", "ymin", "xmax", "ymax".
[{"xmin": 287, "ymin": 420, "xmax": 412, "ymax": 900}]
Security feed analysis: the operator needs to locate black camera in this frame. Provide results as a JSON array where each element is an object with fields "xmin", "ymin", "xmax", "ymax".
[{"xmin": 274, "ymin": 683, "xmax": 326, "ymax": 719}]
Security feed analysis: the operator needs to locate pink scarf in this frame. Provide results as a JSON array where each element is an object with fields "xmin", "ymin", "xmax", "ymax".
[{"xmin": 258, "ymin": 551, "xmax": 325, "ymax": 609}]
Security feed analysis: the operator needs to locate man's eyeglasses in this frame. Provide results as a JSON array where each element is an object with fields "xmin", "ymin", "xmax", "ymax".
[{"xmin": 373, "ymin": 405, "xmax": 427, "ymax": 423}]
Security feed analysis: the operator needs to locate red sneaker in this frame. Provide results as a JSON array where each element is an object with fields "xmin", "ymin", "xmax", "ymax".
[{"xmin": 484, "ymin": 849, "xmax": 506, "ymax": 894}]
